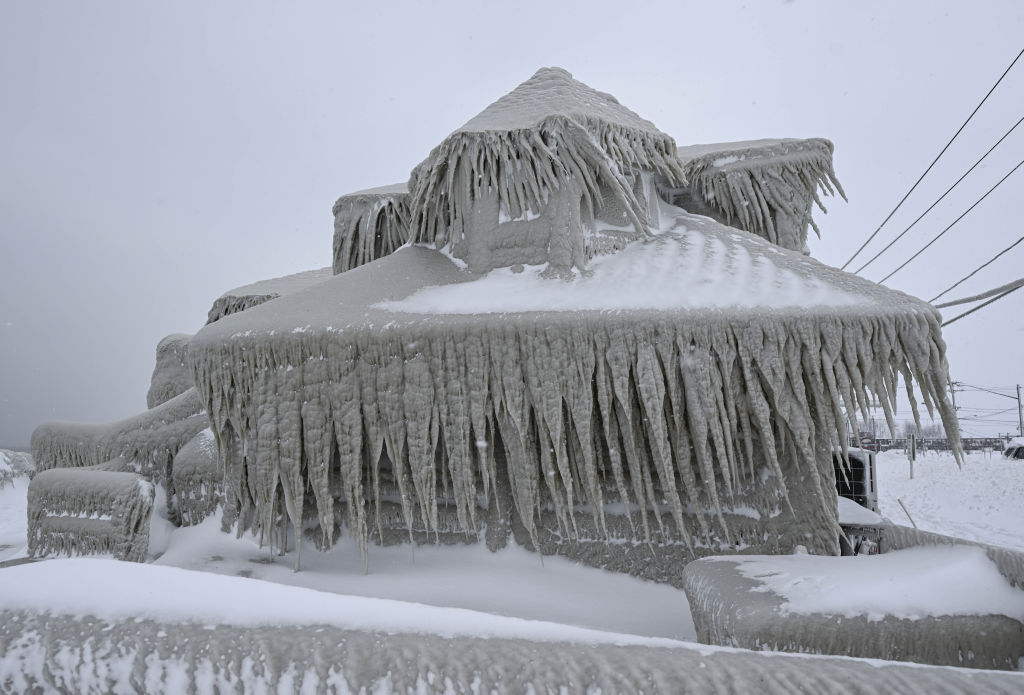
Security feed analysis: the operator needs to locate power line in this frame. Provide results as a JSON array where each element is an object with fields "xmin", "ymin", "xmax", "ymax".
[
  {"xmin": 854, "ymin": 115, "xmax": 1024, "ymax": 275},
  {"xmin": 841, "ymin": 45, "xmax": 1024, "ymax": 270},
  {"xmin": 942, "ymin": 282, "xmax": 1024, "ymax": 326},
  {"xmin": 929, "ymin": 234, "xmax": 1024, "ymax": 303},
  {"xmin": 956, "ymin": 383, "xmax": 1020, "ymax": 399},
  {"xmin": 935, "ymin": 276, "xmax": 1024, "ymax": 308},
  {"xmin": 879, "ymin": 157, "xmax": 1024, "ymax": 284}
]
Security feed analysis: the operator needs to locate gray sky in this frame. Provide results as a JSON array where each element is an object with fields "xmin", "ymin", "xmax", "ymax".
[{"xmin": 1, "ymin": 1, "xmax": 1022, "ymax": 447}]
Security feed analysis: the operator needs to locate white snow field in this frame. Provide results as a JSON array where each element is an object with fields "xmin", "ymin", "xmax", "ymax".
[
  {"xmin": 875, "ymin": 449, "xmax": 1024, "ymax": 552},
  {"xmin": 2, "ymin": 449, "xmax": 1024, "ymax": 691}
]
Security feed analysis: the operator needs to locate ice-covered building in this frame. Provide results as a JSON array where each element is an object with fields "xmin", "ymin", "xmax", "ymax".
[
  {"xmin": 26, "ymin": 66, "xmax": 1024, "ymax": 690},
  {"xmin": 30, "ymin": 68, "xmax": 961, "ymax": 581},
  {"xmin": 180, "ymin": 67, "xmax": 961, "ymax": 578}
]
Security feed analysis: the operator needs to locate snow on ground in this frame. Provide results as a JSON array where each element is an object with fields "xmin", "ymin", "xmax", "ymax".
[
  {"xmin": 1, "ymin": 447, "xmax": 1022, "ymax": 648},
  {"xmin": 0, "ymin": 557, "xmax": 686, "ymax": 647},
  {"xmin": 151, "ymin": 517, "xmax": 695, "ymax": 641},
  {"xmin": 876, "ymin": 449, "xmax": 1024, "ymax": 551}
]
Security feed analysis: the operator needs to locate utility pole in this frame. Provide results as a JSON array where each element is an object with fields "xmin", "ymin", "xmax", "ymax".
[{"xmin": 1017, "ymin": 384, "xmax": 1023, "ymax": 436}]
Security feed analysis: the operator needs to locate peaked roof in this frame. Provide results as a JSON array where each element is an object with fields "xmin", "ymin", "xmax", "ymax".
[
  {"xmin": 456, "ymin": 67, "xmax": 666, "ymax": 137},
  {"xmin": 409, "ymin": 68, "xmax": 684, "ymax": 248}
]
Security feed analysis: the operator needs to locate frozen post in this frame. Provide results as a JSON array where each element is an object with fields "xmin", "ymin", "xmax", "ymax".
[{"xmin": 908, "ymin": 433, "xmax": 916, "ymax": 480}]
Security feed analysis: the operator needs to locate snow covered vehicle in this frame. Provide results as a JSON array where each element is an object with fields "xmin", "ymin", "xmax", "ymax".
[{"xmin": 1003, "ymin": 439, "xmax": 1024, "ymax": 459}]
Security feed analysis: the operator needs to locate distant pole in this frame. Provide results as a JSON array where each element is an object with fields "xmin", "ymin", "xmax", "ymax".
[
  {"xmin": 1017, "ymin": 384, "xmax": 1023, "ymax": 436},
  {"xmin": 908, "ymin": 433, "xmax": 916, "ymax": 480}
]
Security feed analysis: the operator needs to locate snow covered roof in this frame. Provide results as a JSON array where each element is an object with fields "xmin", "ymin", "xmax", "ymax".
[
  {"xmin": 408, "ymin": 67, "xmax": 685, "ymax": 248},
  {"xmin": 380, "ymin": 211, "xmax": 912, "ymax": 315},
  {"xmin": 207, "ymin": 267, "xmax": 333, "ymax": 324}
]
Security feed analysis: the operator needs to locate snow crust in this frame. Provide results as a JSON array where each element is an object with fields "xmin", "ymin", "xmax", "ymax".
[
  {"xmin": 0, "ymin": 557, "xmax": 685, "ymax": 647},
  {"xmin": 726, "ymin": 545, "xmax": 1024, "ymax": 621}
]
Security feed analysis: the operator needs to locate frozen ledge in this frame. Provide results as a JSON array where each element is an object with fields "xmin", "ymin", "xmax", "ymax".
[
  {"xmin": 683, "ymin": 546, "xmax": 1024, "ymax": 670},
  {"xmin": 2, "ymin": 607, "xmax": 1022, "ymax": 693}
]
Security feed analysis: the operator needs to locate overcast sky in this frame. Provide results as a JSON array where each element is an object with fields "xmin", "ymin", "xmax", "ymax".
[{"xmin": 1, "ymin": 1, "xmax": 1022, "ymax": 447}]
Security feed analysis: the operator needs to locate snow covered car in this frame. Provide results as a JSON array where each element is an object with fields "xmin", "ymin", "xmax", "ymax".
[{"xmin": 1003, "ymin": 441, "xmax": 1024, "ymax": 459}]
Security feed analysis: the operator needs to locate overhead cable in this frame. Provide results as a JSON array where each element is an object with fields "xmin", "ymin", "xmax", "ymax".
[
  {"xmin": 942, "ymin": 283, "xmax": 1024, "ymax": 327},
  {"xmin": 879, "ymin": 157, "xmax": 1024, "ymax": 284},
  {"xmin": 841, "ymin": 45, "xmax": 1024, "ymax": 270},
  {"xmin": 934, "ymin": 277, "xmax": 1024, "ymax": 308},
  {"xmin": 930, "ymin": 234, "xmax": 1024, "ymax": 303},
  {"xmin": 854, "ymin": 115, "xmax": 1024, "ymax": 274}
]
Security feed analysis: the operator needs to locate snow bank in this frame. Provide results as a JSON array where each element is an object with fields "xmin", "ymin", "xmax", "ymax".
[
  {"xmin": 0, "ymin": 557, "xmax": 680, "ymax": 646},
  {"xmin": 729, "ymin": 545, "xmax": 1024, "ymax": 621}
]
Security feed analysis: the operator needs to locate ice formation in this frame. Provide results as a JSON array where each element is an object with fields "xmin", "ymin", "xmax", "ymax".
[
  {"xmin": 409, "ymin": 67, "xmax": 685, "ymax": 273},
  {"xmin": 171, "ymin": 428, "xmax": 221, "ymax": 526},
  {"xmin": 332, "ymin": 184, "xmax": 410, "ymax": 274},
  {"xmin": 675, "ymin": 138, "xmax": 846, "ymax": 253},
  {"xmin": 27, "ymin": 468, "xmax": 154, "ymax": 562},
  {"xmin": 11, "ymin": 65, "xmax": 988, "ymax": 687},
  {"xmin": 0, "ymin": 449, "xmax": 33, "ymax": 489},
  {"xmin": 180, "ymin": 67, "xmax": 962, "ymax": 577},
  {"xmin": 3, "ymin": 609, "xmax": 1022, "ymax": 693},
  {"xmin": 146, "ymin": 333, "xmax": 194, "ymax": 409},
  {"xmin": 31, "ymin": 387, "xmax": 207, "ymax": 480}
]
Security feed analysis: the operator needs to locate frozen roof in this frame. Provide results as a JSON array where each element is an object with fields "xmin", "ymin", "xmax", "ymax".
[
  {"xmin": 677, "ymin": 138, "xmax": 845, "ymax": 246},
  {"xmin": 197, "ymin": 210, "xmax": 933, "ymax": 338},
  {"xmin": 332, "ymin": 184, "xmax": 411, "ymax": 274},
  {"xmin": 380, "ymin": 211, "xmax": 902, "ymax": 315},
  {"xmin": 455, "ymin": 67, "xmax": 666, "ymax": 137},
  {"xmin": 409, "ymin": 67, "xmax": 684, "ymax": 247},
  {"xmin": 208, "ymin": 267, "xmax": 333, "ymax": 324},
  {"xmin": 215, "ymin": 267, "xmax": 333, "ymax": 300}
]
